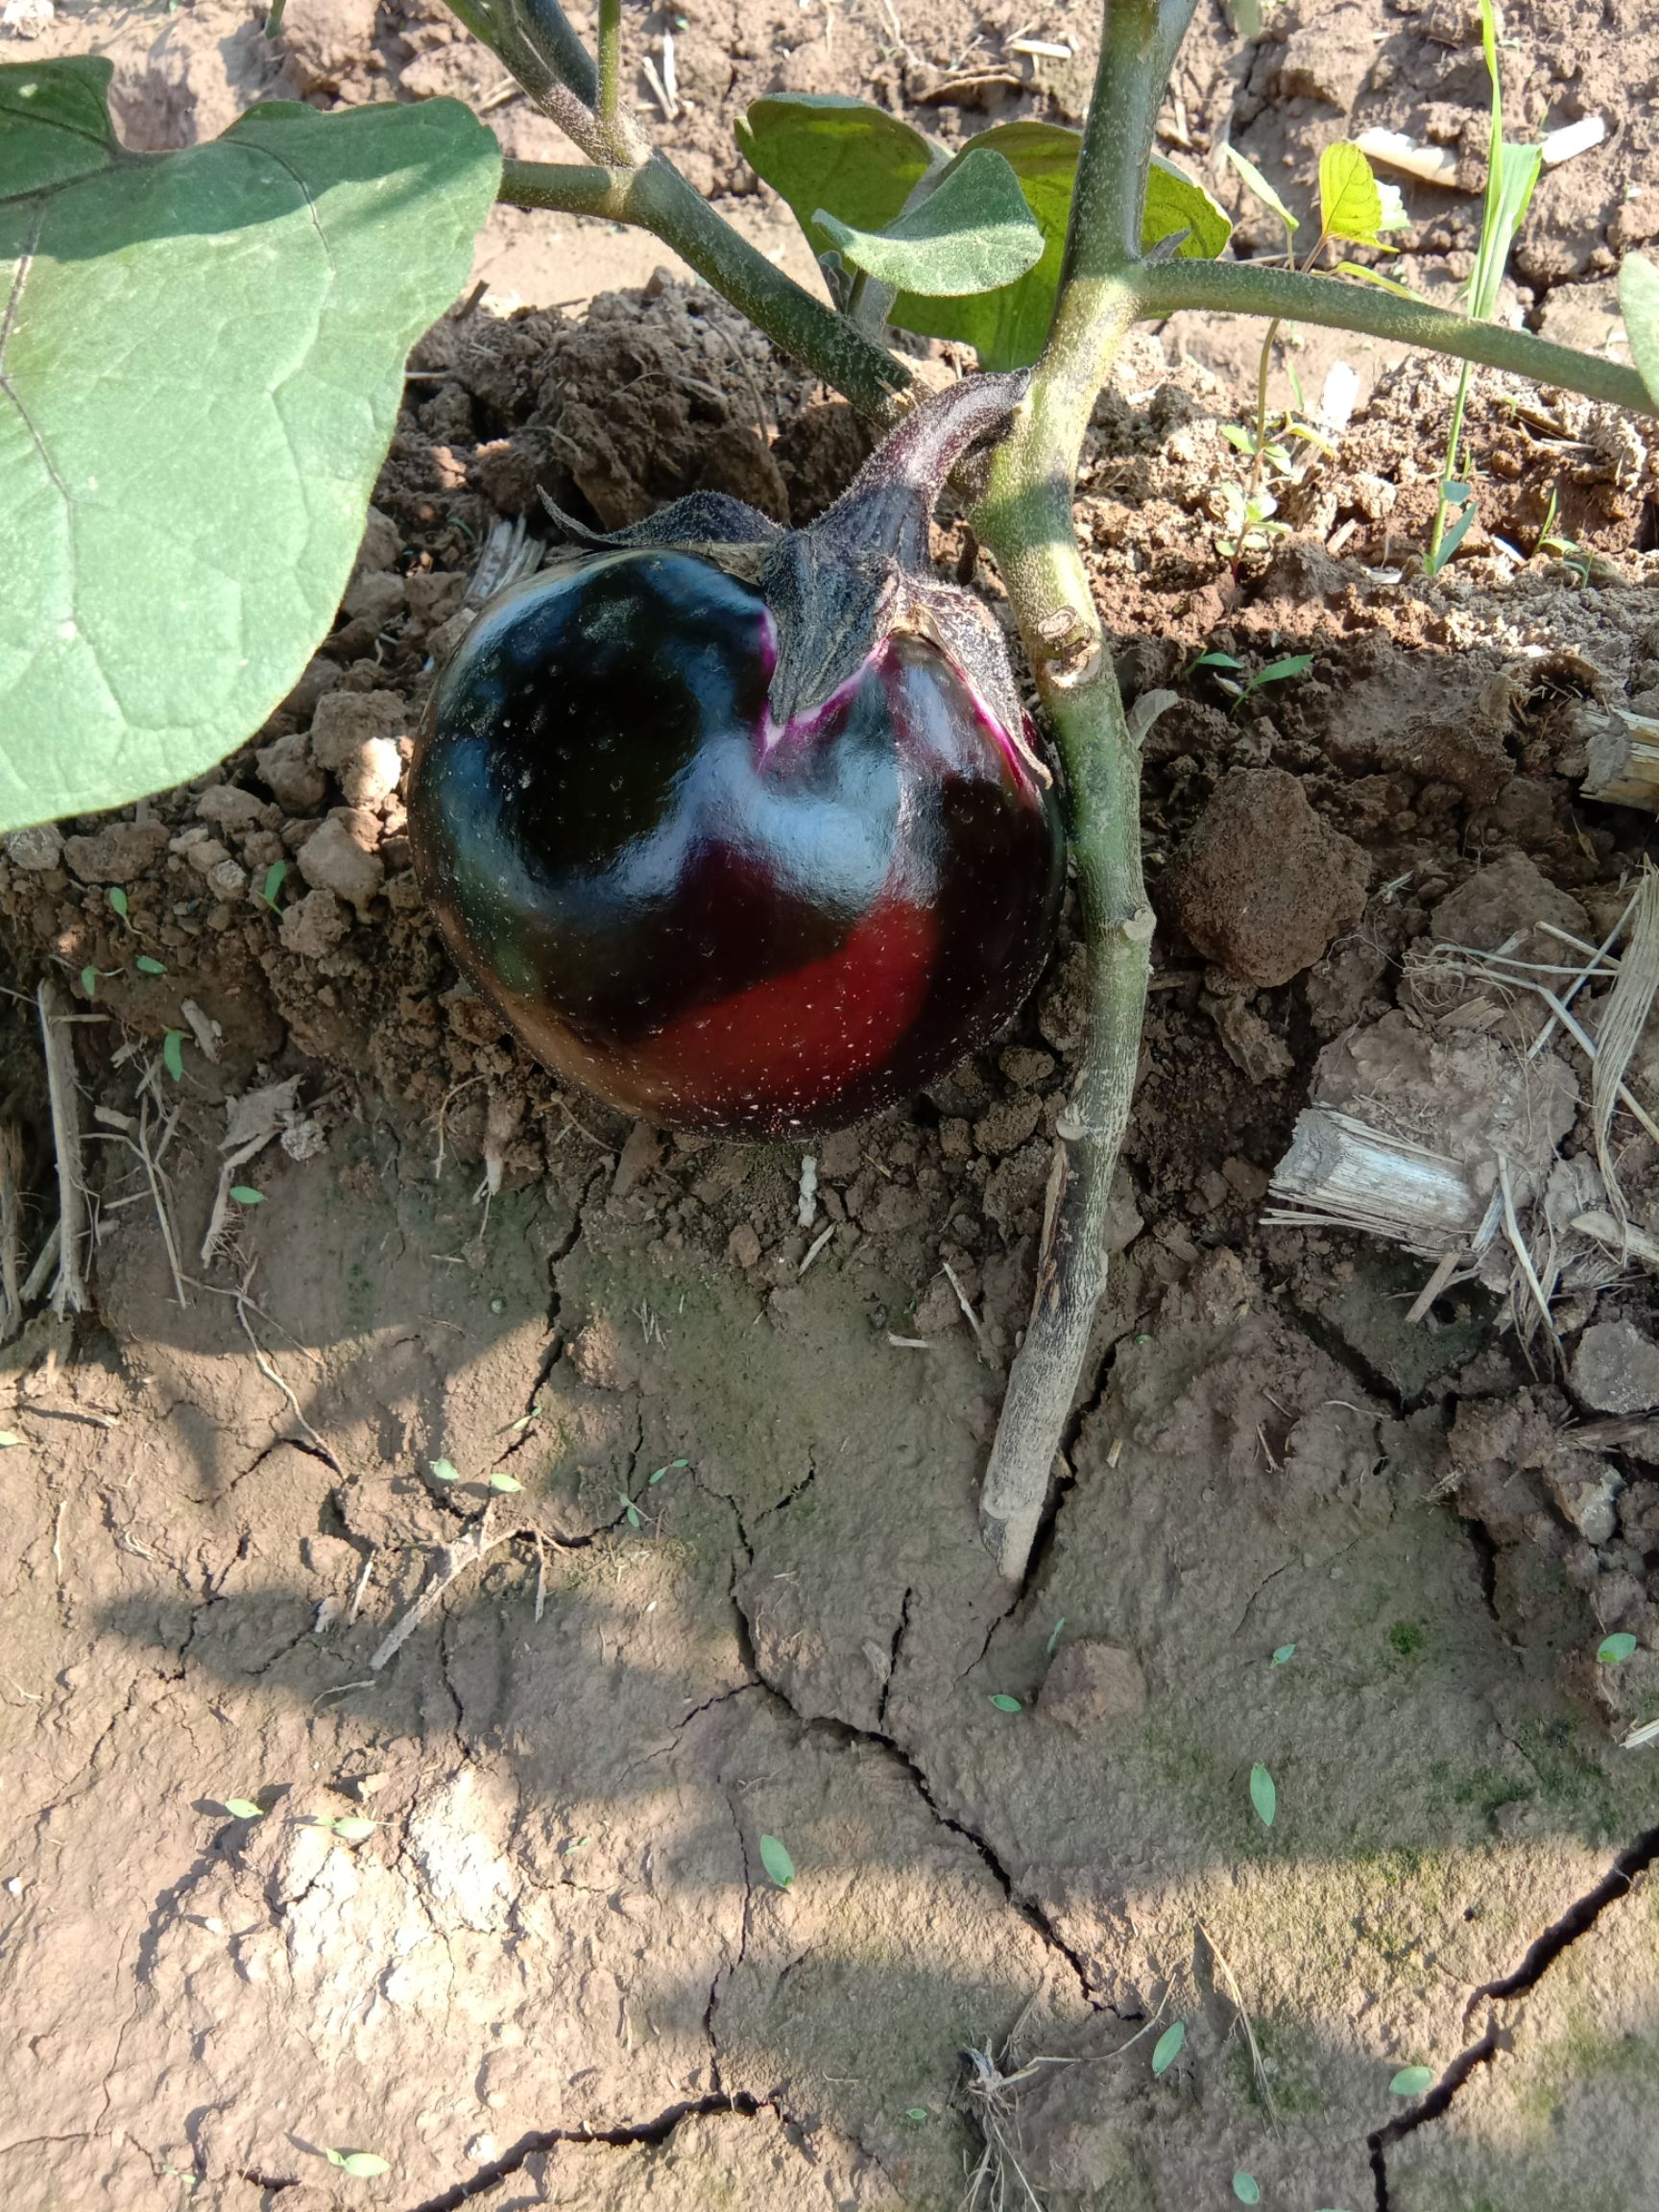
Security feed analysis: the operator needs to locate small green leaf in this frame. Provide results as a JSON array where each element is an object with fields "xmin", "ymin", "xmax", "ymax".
[
  {"xmin": 262, "ymin": 858, "xmax": 288, "ymax": 909},
  {"xmin": 1621, "ymin": 253, "xmax": 1659, "ymax": 407},
  {"xmin": 888, "ymin": 119, "xmax": 1076, "ymax": 368},
  {"xmin": 1151, "ymin": 2020, "xmax": 1186, "ymax": 2075},
  {"xmin": 1142, "ymin": 155, "xmax": 1233, "ymax": 260},
  {"xmin": 759, "ymin": 1833, "xmax": 796, "ymax": 1888},
  {"xmin": 904, "ymin": 2106, "xmax": 929, "ymax": 2123},
  {"xmin": 134, "ymin": 953, "xmax": 165, "ymax": 975},
  {"xmin": 1222, "ymin": 142, "xmax": 1298, "ymax": 232},
  {"xmin": 1425, "ymin": 494, "xmax": 1479, "ymax": 575},
  {"xmin": 621, "ymin": 1494, "xmax": 642, "ymax": 1528},
  {"xmin": 80, "ymin": 965, "xmax": 97, "ymax": 998},
  {"xmin": 815, "ymin": 146, "xmax": 1043, "ymax": 297},
  {"xmin": 429, "ymin": 1457, "xmax": 460, "ymax": 1482},
  {"xmin": 334, "ymin": 2152, "xmax": 391, "ymax": 2178},
  {"xmin": 1192, "ymin": 651, "xmax": 1242, "ymax": 670},
  {"xmin": 1045, "ymin": 1617, "xmax": 1066, "ymax": 1656},
  {"xmin": 562, "ymin": 1836, "xmax": 590, "ymax": 1853},
  {"xmin": 1271, "ymin": 1643, "xmax": 1297, "ymax": 1666},
  {"xmin": 736, "ymin": 94, "xmax": 935, "ymax": 261},
  {"xmin": 1336, "ymin": 259, "xmax": 1421, "ymax": 301},
  {"xmin": 108, "ymin": 886, "xmax": 129, "ymax": 920},
  {"xmin": 229, "ymin": 1185, "xmax": 265, "ymax": 1206},
  {"xmin": 489, "ymin": 1470, "xmax": 523, "ymax": 1493},
  {"xmin": 1390, "ymin": 2065, "xmax": 1436, "ymax": 2097},
  {"xmin": 222, "ymin": 1798, "xmax": 263, "ymax": 1820},
  {"xmin": 1599, "ymin": 1632, "xmax": 1639, "ymax": 1665},
  {"xmin": 0, "ymin": 1431, "xmax": 25, "ymax": 1447},
  {"xmin": 1252, "ymin": 654, "xmax": 1314, "ymax": 687},
  {"xmin": 1318, "ymin": 140, "xmax": 1384, "ymax": 247},
  {"xmin": 989, "ymin": 1693, "xmax": 1022, "ymax": 1712},
  {"xmin": 1249, "ymin": 1763, "xmax": 1277, "ymax": 1827},
  {"xmin": 328, "ymin": 1816, "xmax": 377, "ymax": 1843},
  {"xmin": 1233, "ymin": 2175, "xmax": 1261, "ymax": 2205},
  {"xmin": 162, "ymin": 1030, "xmax": 185, "ymax": 1082}
]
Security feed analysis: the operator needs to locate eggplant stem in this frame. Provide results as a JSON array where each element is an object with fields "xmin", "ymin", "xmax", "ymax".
[{"xmin": 969, "ymin": 0, "xmax": 1195, "ymax": 1585}]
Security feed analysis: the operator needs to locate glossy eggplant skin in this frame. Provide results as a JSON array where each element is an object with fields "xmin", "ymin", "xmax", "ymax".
[{"xmin": 410, "ymin": 549, "xmax": 1064, "ymax": 1138}]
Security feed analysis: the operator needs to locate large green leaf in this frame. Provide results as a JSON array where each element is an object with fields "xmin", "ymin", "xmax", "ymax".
[
  {"xmin": 735, "ymin": 94, "xmax": 935, "ymax": 260},
  {"xmin": 814, "ymin": 146, "xmax": 1043, "ymax": 297},
  {"xmin": 1623, "ymin": 253, "xmax": 1659, "ymax": 407},
  {"xmin": 0, "ymin": 60, "xmax": 499, "ymax": 834},
  {"xmin": 892, "ymin": 130, "xmax": 1230, "ymax": 371}
]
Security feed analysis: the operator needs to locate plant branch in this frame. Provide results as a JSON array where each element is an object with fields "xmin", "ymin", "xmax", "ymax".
[
  {"xmin": 518, "ymin": 0, "xmax": 598, "ymax": 102},
  {"xmin": 496, "ymin": 157, "xmax": 632, "ymax": 219},
  {"xmin": 499, "ymin": 156, "xmax": 912, "ymax": 415},
  {"xmin": 967, "ymin": 0, "xmax": 1198, "ymax": 1584},
  {"xmin": 1065, "ymin": 0, "xmax": 1198, "ymax": 279},
  {"xmin": 596, "ymin": 0, "xmax": 622, "ymax": 132},
  {"xmin": 1135, "ymin": 258, "xmax": 1657, "ymax": 417}
]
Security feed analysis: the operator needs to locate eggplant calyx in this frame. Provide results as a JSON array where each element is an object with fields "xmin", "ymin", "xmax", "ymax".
[{"xmin": 538, "ymin": 373, "xmax": 1045, "ymax": 779}]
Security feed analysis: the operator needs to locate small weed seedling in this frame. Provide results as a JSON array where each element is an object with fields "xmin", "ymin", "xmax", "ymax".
[
  {"xmin": 324, "ymin": 2149, "xmax": 392, "ymax": 2178},
  {"xmin": 1425, "ymin": 0, "xmax": 1542, "ymax": 574},
  {"xmin": 758, "ymin": 1833, "xmax": 796, "ymax": 1889},
  {"xmin": 1188, "ymin": 650, "xmax": 1314, "ymax": 714},
  {"xmin": 1249, "ymin": 1764, "xmax": 1277, "ymax": 1828},
  {"xmin": 8, "ymin": 0, "xmax": 1659, "ymax": 1587},
  {"xmin": 1389, "ymin": 2065, "xmax": 1436, "ymax": 2098}
]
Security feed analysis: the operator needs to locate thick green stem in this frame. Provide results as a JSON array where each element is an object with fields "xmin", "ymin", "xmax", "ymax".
[
  {"xmin": 1136, "ymin": 257, "xmax": 1658, "ymax": 417},
  {"xmin": 517, "ymin": 0, "xmax": 598, "ymax": 102},
  {"xmin": 973, "ymin": 281, "xmax": 1148, "ymax": 1581},
  {"xmin": 1066, "ymin": 0, "xmax": 1197, "ymax": 279},
  {"xmin": 966, "ymin": 1, "xmax": 1199, "ymax": 1586},
  {"xmin": 496, "ymin": 158, "xmax": 632, "ymax": 219},
  {"xmin": 595, "ymin": 0, "xmax": 622, "ymax": 138},
  {"xmin": 500, "ymin": 156, "xmax": 911, "ymax": 415}
]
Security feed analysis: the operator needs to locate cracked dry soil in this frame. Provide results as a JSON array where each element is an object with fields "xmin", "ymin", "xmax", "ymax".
[{"xmin": 6, "ymin": 999, "xmax": 1659, "ymax": 2211}]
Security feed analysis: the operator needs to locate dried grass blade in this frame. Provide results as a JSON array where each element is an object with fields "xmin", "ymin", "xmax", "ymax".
[{"xmin": 1591, "ymin": 867, "xmax": 1659, "ymax": 1221}]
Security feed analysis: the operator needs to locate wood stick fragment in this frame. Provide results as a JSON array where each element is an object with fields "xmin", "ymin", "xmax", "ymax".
[
  {"xmin": 0, "ymin": 1123, "xmax": 22, "ymax": 1341},
  {"xmin": 36, "ymin": 982, "xmax": 87, "ymax": 1314}
]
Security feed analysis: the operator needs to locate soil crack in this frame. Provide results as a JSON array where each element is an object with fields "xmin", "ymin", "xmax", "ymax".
[
  {"xmin": 1368, "ymin": 1821, "xmax": 1659, "ymax": 2208},
  {"xmin": 730, "ymin": 1586, "xmax": 1100, "ymax": 2007},
  {"xmin": 400, "ymin": 2090, "xmax": 777, "ymax": 2211}
]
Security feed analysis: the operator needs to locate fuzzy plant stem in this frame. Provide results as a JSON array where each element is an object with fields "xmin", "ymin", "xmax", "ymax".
[
  {"xmin": 1136, "ymin": 258, "xmax": 1657, "ymax": 417},
  {"xmin": 971, "ymin": 0, "xmax": 1197, "ymax": 1583}
]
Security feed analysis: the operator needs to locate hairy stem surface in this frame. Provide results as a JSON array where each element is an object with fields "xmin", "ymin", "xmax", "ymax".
[
  {"xmin": 1136, "ymin": 257, "xmax": 1657, "ymax": 417},
  {"xmin": 969, "ymin": 0, "xmax": 1196, "ymax": 1583}
]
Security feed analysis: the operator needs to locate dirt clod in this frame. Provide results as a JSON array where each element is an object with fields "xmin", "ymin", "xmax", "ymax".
[
  {"xmin": 1165, "ymin": 765, "xmax": 1370, "ymax": 986},
  {"xmin": 1572, "ymin": 1319, "xmax": 1659, "ymax": 1416},
  {"xmin": 1038, "ymin": 1639, "xmax": 1149, "ymax": 1728}
]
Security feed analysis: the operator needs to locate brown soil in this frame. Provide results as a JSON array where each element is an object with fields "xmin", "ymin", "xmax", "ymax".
[{"xmin": 9, "ymin": 4, "xmax": 1659, "ymax": 2211}]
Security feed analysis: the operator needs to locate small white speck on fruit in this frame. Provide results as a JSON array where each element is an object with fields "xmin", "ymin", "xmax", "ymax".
[{"xmin": 57, "ymin": 619, "xmax": 76, "ymax": 641}]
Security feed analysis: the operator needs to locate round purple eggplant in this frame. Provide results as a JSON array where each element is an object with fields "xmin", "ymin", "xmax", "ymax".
[{"xmin": 409, "ymin": 375, "xmax": 1064, "ymax": 1138}]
